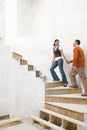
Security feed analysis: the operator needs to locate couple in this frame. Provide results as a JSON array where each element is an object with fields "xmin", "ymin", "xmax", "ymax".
[{"xmin": 50, "ymin": 39, "xmax": 87, "ymax": 96}]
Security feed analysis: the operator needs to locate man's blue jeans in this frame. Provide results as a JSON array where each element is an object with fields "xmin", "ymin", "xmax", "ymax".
[{"xmin": 50, "ymin": 58, "xmax": 68, "ymax": 84}]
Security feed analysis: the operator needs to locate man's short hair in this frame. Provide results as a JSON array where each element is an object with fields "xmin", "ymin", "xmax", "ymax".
[{"xmin": 75, "ymin": 39, "xmax": 80, "ymax": 45}]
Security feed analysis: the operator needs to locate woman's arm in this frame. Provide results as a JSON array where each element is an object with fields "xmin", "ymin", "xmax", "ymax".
[
  {"xmin": 60, "ymin": 49, "xmax": 68, "ymax": 63},
  {"xmin": 52, "ymin": 54, "xmax": 55, "ymax": 64}
]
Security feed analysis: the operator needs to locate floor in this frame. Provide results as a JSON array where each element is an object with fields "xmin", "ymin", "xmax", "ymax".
[{"xmin": 1, "ymin": 119, "xmax": 40, "ymax": 130}]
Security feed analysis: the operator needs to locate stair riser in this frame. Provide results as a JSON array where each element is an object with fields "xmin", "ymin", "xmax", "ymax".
[
  {"xmin": 36, "ymin": 71, "xmax": 40, "ymax": 77},
  {"xmin": 0, "ymin": 115, "xmax": 9, "ymax": 120},
  {"xmin": 20, "ymin": 59, "xmax": 27, "ymax": 65},
  {"xmin": 45, "ymin": 82, "xmax": 63, "ymax": 88},
  {"xmin": 45, "ymin": 103, "xmax": 84, "ymax": 121},
  {"xmin": 45, "ymin": 96, "xmax": 87, "ymax": 104},
  {"xmin": 28, "ymin": 65, "xmax": 33, "ymax": 71},
  {"xmin": 46, "ymin": 89, "xmax": 81, "ymax": 95},
  {"xmin": 40, "ymin": 111, "xmax": 78, "ymax": 130}
]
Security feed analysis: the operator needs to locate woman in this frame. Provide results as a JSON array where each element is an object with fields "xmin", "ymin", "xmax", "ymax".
[{"xmin": 50, "ymin": 39, "xmax": 68, "ymax": 87}]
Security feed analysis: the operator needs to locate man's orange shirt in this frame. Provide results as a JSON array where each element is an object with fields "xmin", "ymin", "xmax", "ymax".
[{"xmin": 70, "ymin": 45, "xmax": 85, "ymax": 67}]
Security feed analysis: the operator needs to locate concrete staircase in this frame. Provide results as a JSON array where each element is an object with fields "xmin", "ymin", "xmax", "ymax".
[
  {"xmin": 12, "ymin": 52, "xmax": 46, "ymax": 81},
  {"xmin": 30, "ymin": 81, "xmax": 87, "ymax": 130},
  {"xmin": 45, "ymin": 93, "xmax": 87, "ymax": 104},
  {"xmin": 12, "ymin": 52, "xmax": 87, "ymax": 130},
  {"xmin": 45, "ymin": 87, "xmax": 82, "ymax": 95},
  {"xmin": 0, "ymin": 118, "xmax": 21, "ymax": 129},
  {"xmin": 0, "ymin": 115, "xmax": 9, "ymax": 121}
]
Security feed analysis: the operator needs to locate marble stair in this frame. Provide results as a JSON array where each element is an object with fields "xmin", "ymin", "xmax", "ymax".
[
  {"xmin": 45, "ymin": 81, "xmax": 63, "ymax": 88},
  {"xmin": 45, "ymin": 102, "xmax": 87, "ymax": 121},
  {"xmin": 13, "ymin": 51, "xmax": 87, "ymax": 130},
  {"xmin": 46, "ymin": 87, "xmax": 82, "ymax": 95},
  {"xmin": 0, "ymin": 118, "xmax": 21, "ymax": 129},
  {"xmin": 30, "ymin": 81, "xmax": 87, "ymax": 130},
  {"xmin": 12, "ymin": 52, "xmax": 46, "ymax": 81},
  {"xmin": 0, "ymin": 115, "xmax": 9, "ymax": 121},
  {"xmin": 45, "ymin": 93, "xmax": 87, "ymax": 104}
]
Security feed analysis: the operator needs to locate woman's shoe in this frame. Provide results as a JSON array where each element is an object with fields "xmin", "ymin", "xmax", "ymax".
[{"xmin": 63, "ymin": 83, "xmax": 68, "ymax": 87}]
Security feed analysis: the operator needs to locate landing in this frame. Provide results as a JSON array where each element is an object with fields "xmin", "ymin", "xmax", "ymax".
[{"xmin": 2, "ymin": 119, "xmax": 40, "ymax": 130}]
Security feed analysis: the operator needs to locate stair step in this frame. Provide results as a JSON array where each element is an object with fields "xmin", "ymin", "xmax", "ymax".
[
  {"xmin": 20, "ymin": 59, "xmax": 27, "ymax": 65},
  {"xmin": 0, "ymin": 115, "xmax": 9, "ymax": 120},
  {"xmin": 40, "ymin": 108, "xmax": 87, "ymax": 130},
  {"xmin": 45, "ymin": 102, "xmax": 87, "ymax": 121},
  {"xmin": 45, "ymin": 93, "xmax": 87, "ymax": 104},
  {"xmin": 40, "ymin": 75, "xmax": 46, "ymax": 81},
  {"xmin": 36, "ymin": 70, "xmax": 40, "ymax": 77},
  {"xmin": 46, "ymin": 87, "xmax": 82, "ymax": 95},
  {"xmin": 45, "ymin": 81, "xmax": 63, "ymax": 88},
  {"xmin": 12, "ymin": 52, "xmax": 22, "ymax": 60},
  {"xmin": 30, "ymin": 115, "xmax": 65, "ymax": 130},
  {"xmin": 28, "ymin": 65, "xmax": 34, "ymax": 71},
  {"xmin": 0, "ymin": 117, "xmax": 21, "ymax": 128}
]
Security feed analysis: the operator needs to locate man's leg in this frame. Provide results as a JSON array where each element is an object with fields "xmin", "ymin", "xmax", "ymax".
[
  {"xmin": 69, "ymin": 68, "xmax": 78, "ymax": 87},
  {"xmin": 78, "ymin": 67, "xmax": 87, "ymax": 95}
]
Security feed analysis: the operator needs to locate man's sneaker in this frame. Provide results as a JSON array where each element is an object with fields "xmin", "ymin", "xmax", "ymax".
[{"xmin": 81, "ymin": 93, "xmax": 87, "ymax": 96}]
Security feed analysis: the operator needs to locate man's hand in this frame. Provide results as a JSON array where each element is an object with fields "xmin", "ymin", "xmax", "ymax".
[
  {"xmin": 66, "ymin": 60, "xmax": 71, "ymax": 64},
  {"xmin": 72, "ymin": 66, "xmax": 76, "ymax": 70}
]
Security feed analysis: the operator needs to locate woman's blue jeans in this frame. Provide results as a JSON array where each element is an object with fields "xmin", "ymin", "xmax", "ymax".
[{"xmin": 50, "ymin": 58, "xmax": 68, "ymax": 84}]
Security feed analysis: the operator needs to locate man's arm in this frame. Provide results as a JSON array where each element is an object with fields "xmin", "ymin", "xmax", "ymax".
[{"xmin": 72, "ymin": 48, "xmax": 79, "ymax": 66}]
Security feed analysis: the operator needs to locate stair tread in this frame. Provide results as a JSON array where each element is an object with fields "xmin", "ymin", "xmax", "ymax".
[
  {"xmin": 0, "ymin": 117, "xmax": 21, "ymax": 127},
  {"xmin": 40, "ymin": 108, "xmax": 87, "ymax": 127},
  {"xmin": 30, "ymin": 115, "xmax": 64, "ymax": 130},
  {"xmin": 45, "ymin": 102, "xmax": 87, "ymax": 113},
  {"xmin": 46, "ymin": 93, "xmax": 87, "ymax": 99},
  {"xmin": 45, "ymin": 81, "xmax": 63, "ymax": 88},
  {"xmin": 13, "ymin": 52, "xmax": 22, "ymax": 57},
  {"xmin": 46, "ymin": 86, "xmax": 81, "ymax": 90},
  {"xmin": 46, "ymin": 81, "xmax": 63, "ymax": 83}
]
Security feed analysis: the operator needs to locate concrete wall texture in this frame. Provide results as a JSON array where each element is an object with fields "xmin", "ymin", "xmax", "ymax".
[{"xmin": 0, "ymin": 0, "xmax": 87, "ymax": 118}]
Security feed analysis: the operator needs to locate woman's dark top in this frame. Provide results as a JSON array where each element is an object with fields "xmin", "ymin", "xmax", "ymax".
[{"xmin": 53, "ymin": 47, "xmax": 61, "ymax": 58}]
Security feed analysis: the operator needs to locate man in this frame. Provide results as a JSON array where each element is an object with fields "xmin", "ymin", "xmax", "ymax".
[{"xmin": 68, "ymin": 39, "xmax": 87, "ymax": 96}]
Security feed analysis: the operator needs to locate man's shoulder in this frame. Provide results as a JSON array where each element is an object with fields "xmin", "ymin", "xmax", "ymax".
[
  {"xmin": 74, "ymin": 45, "xmax": 81, "ymax": 50},
  {"xmin": 75, "ymin": 46, "xmax": 84, "ymax": 52}
]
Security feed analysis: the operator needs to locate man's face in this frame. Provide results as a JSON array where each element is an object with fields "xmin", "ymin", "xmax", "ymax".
[{"xmin": 73, "ymin": 41, "xmax": 77, "ymax": 47}]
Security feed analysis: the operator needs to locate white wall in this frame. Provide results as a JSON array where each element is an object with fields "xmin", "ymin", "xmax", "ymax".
[
  {"xmin": 10, "ymin": 59, "xmax": 45, "ymax": 118},
  {"xmin": 1, "ymin": 0, "xmax": 87, "ymax": 118},
  {"xmin": 0, "ymin": 0, "xmax": 5, "ymax": 45},
  {"xmin": 0, "ymin": 46, "xmax": 45, "ymax": 118},
  {"xmin": 0, "ymin": 0, "xmax": 45, "ymax": 118},
  {"xmin": 0, "ymin": 46, "xmax": 11, "ymax": 116},
  {"xmin": 13, "ymin": 0, "xmax": 87, "ymax": 83}
]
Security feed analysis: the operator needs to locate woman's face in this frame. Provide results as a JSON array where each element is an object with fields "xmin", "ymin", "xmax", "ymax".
[{"xmin": 55, "ymin": 41, "xmax": 59, "ymax": 46}]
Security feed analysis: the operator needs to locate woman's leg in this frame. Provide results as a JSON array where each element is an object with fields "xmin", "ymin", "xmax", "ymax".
[
  {"xmin": 50, "ymin": 61, "xmax": 60, "ymax": 81},
  {"xmin": 58, "ymin": 58, "xmax": 68, "ymax": 84}
]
